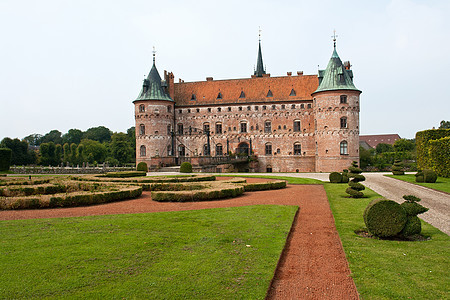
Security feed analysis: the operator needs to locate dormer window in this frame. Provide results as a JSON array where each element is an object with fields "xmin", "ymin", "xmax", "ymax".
[
  {"xmin": 289, "ymin": 89, "xmax": 296, "ymax": 96},
  {"xmin": 191, "ymin": 94, "xmax": 196, "ymax": 100},
  {"xmin": 217, "ymin": 92, "xmax": 222, "ymax": 99},
  {"xmin": 239, "ymin": 91, "xmax": 245, "ymax": 98},
  {"xmin": 267, "ymin": 90, "xmax": 273, "ymax": 97}
]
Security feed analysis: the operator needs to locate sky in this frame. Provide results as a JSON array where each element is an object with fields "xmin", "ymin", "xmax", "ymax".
[{"xmin": 0, "ymin": 0, "xmax": 449, "ymax": 140}]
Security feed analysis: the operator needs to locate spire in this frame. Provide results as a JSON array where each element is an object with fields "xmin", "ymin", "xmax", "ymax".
[
  {"xmin": 313, "ymin": 33, "xmax": 360, "ymax": 94},
  {"xmin": 254, "ymin": 28, "xmax": 266, "ymax": 77},
  {"xmin": 134, "ymin": 49, "xmax": 173, "ymax": 102}
]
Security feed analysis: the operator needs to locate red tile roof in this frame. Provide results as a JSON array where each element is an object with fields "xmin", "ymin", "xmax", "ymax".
[{"xmin": 359, "ymin": 134, "xmax": 401, "ymax": 148}]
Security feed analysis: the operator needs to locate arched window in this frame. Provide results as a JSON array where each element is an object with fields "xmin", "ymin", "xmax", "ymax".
[
  {"xmin": 140, "ymin": 145, "xmax": 146, "ymax": 157},
  {"xmin": 293, "ymin": 120, "xmax": 301, "ymax": 132},
  {"xmin": 167, "ymin": 144, "xmax": 172, "ymax": 156},
  {"xmin": 203, "ymin": 144, "xmax": 209, "ymax": 156},
  {"xmin": 265, "ymin": 143, "xmax": 272, "ymax": 155},
  {"xmin": 294, "ymin": 143, "xmax": 301, "ymax": 155},
  {"xmin": 139, "ymin": 104, "xmax": 145, "ymax": 112},
  {"xmin": 139, "ymin": 124, "xmax": 145, "ymax": 135},
  {"xmin": 240, "ymin": 121, "xmax": 247, "ymax": 133},
  {"xmin": 215, "ymin": 123, "xmax": 222, "ymax": 134},
  {"xmin": 216, "ymin": 144, "xmax": 223, "ymax": 156},
  {"xmin": 340, "ymin": 117, "xmax": 347, "ymax": 128},
  {"xmin": 237, "ymin": 143, "xmax": 249, "ymax": 156},
  {"xmin": 178, "ymin": 145, "xmax": 185, "ymax": 156},
  {"xmin": 177, "ymin": 123, "xmax": 184, "ymax": 135},
  {"xmin": 203, "ymin": 122, "xmax": 210, "ymax": 133},
  {"xmin": 264, "ymin": 121, "xmax": 271, "ymax": 133},
  {"xmin": 340, "ymin": 141, "xmax": 348, "ymax": 155}
]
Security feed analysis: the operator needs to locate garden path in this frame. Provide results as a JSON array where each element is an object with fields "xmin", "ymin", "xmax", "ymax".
[{"xmin": 0, "ymin": 178, "xmax": 359, "ymax": 300}]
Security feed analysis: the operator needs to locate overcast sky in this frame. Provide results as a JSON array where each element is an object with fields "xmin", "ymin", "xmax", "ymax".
[{"xmin": 1, "ymin": 0, "xmax": 449, "ymax": 140}]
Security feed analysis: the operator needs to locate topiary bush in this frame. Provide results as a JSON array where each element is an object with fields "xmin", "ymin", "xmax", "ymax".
[
  {"xmin": 391, "ymin": 159, "xmax": 405, "ymax": 175},
  {"xmin": 400, "ymin": 216, "xmax": 422, "ymax": 237},
  {"xmin": 399, "ymin": 194, "xmax": 428, "ymax": 237},
  {"xmin": 341, "ymin": 169, "xmax": 349, "ymax": 183},
  {"xmin": 329, "ymin": 172, "xmax": 343, "ymax": 183},
  {"xmin": 415, "ymin": 169, "xmax": 437, "ymax": 183},
  {"xmin": 180, "ymin": 162, "xmax": 193, "ymax": 173},
  {"xmin": 136, "ymin": 162, "xmax": 148, "ymax": 172},
  {"xmin": 363, "ymin": 199, "xmax": 407, "ymax": 238},
  {"xmin": 345, "ymin": 161, "xmax": 366, "ymax": 198},
  {"xmin": 0, "ymin": 148, "xmax": 12, "ymax": 172}
]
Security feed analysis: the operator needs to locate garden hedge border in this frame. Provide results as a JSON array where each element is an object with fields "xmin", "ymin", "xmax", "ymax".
[{"xmin": 416, "ymin": 129, "xmax": 450, "ymax": 177}]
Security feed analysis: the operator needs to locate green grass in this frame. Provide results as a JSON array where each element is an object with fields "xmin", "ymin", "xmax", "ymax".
[
  {"xmin": 216, "ymin": 174, "xmax": 323, "ymax": 185},
  {"xmin": 324, "ymin": 183, "xmax": 450, "ymax": 299},
  {"xmin": 0, "ymin": 205, "xmax": 297, "ymax": 299},
  {"xmin": 386, "ymin": 174, "xmax": 450, "ymax": 193}
]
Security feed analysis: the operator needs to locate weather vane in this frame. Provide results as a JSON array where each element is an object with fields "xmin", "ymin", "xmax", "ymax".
[
  {"xmin": 152, "ymin": 46, "xmax": 156, "ymax": 63},
  {"xmin": 332, "ymin": 30, "xmax": 338, "ymax": 48},
  {"xmin": 258, "ymin": 26, "xmax": 262, "ymax": 41}
]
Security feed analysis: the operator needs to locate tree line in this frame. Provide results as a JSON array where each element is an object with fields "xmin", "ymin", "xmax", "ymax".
[{"xmin": 0, "ymin": 126, "xmax": 136, "ymax": 166}]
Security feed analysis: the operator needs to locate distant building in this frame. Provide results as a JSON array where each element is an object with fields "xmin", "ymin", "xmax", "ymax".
[
  {"xmin": 133, "ymin": 36, "xmax": 361, "ymax": 172},
  {"xmin": 359, "ymin": 134, "xmax": 401, "ymax": 149}
]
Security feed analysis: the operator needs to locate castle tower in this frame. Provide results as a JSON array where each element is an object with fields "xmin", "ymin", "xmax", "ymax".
[
  {"xmin": 133, "ymin": 52, "xmax": 174, "ymax": 168},
  {"xmin": 311, "ymin": 38, "xmax": 361, "ymax": 172}
]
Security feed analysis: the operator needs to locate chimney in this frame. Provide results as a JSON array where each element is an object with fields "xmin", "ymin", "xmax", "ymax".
[
  {"xmin": 287, "ymin": 72, "xmax": 292, "ymax": 76},
  {"xmin": 206, "ymin": 77, "xmax": 213, "ymax": 81},
  {"xmin": 297, "ymin": 71, "xmax": 303, "ymax": 76}
]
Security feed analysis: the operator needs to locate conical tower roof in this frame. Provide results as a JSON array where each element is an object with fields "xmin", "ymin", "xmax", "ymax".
[
  {"xmin": 313, "ymin": 44, "xmax": 360, "ymax": 94},
  {"xmin": 135, "ymin": 55, "xmax": 173, "ymax": 102},
  {"xmin": 254, "ymin": 39, "xmax": 266, "ymax": 77}
]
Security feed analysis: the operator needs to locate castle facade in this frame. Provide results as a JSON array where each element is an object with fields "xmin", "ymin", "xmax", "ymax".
[{"xmin": 133, "ymin": 39, "xmax": 361, "ymax": 172}]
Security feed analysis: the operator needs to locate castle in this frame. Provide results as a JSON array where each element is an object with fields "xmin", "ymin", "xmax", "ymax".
[{"xmin": 133, "ymin": 36, "xmax": 361, "ymax": 172}]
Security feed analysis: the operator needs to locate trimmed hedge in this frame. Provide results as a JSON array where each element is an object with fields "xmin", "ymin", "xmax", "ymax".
[
  {"xmin": 363, "ymin": 199, "xmax": 407, "ymax": 238},
  {"xmin": 242, "ymin": 180, "xmax": 286, "ymax": 192},
  {"xmin": 101, "ymin": 171, "xmax": 147, "ymax": 178},
  {"xmin": 416, "ymin": 129, "xmax": 450, "ymax": 177},
  {"xmin": 329, "ymin": 172, "xmax": 343, "ymax": 183},
  {"xmin": 151, "ymin": 185, "xmax": 244, "ymax": 202},
  {"xmin": 136, "ymin": 162, "xmax": 148, "ymax": 172},
  {"xmin": 0, "ymin": 148, "xmax": 12, "ymax": 171},
  {"xmin": 415, "ymin": 169, "xmax": 437, "ymax": 183},
  {"xmin": 76, "ymin": 174, "xmax": 216, "ymax": 184},
  {"xmin": 180, "ymin": 162, "xmax": 193, "ymax": 173},
  {"xmin": 400, "ymin": 215, "xmax": 422, "ymax": 237}
]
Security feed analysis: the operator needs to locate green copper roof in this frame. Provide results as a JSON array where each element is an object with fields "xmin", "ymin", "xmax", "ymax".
[
  {"xmin": 313, "ymin": 46, "xmax": 360, "ymax": 94},
  {"xmin": 254, "ymin": 40, "xmax": 266, "ymax": 77},
  {"xmin": 135, "ymin": 59, "xmax": 173, "ymax": 102}
]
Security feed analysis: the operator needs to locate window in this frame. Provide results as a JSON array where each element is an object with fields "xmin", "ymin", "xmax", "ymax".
[
  {"xmin": 218, "ymin": 107, "xmax": 221, "ymax": 112},
  {"xmin": 178, "ymin": 145, "xmax": 186, "ymax": 156},
  {"xmin": 196, "ymin": 108, "xmax": 200, "ymax": 113},
  {"xmin": 293, "ymin": 120, "xmax": 301, "ymax": 132},
  {"xmin": 281, "ymin": 104, "xmax": 285, "ymax": 110},
  {"xmin": 291, "ymin": 104, "xmax": 296, "ymax": 109},
  {"xmin": 307, "ymin": 104, "xmax": 311, "ymax": 109},
  {"xmin": 228, "ymin": 107, "xmax": 232, "ymax": 111},
  {"xmin": 139, "ymin": 124, "xmax": 145, "ymax": 135},
  {"xmin": 340, "ymin": 95, "xmax": 347, "ymax": 104},
  {"xmin": 187, "ymin": 109, "xmax": 191, "ymax": 113},
  {"xmin": 272, "ymin": 105, "xmax": 276, "ymax": 110},
  {"xmin": 289, "ymin": 89, "xmax": 296, "ymax": 96},
  {"xmin": 191, "ymin": 94, "xmax": 196, "ymax": 100},
  {"xmin": 217, "ymin": 92, "xmax": 222, "ymax": 99},
  {"xmin": 340, "ymin": 117, "xmax": 347, "ymax": 128},
  {"xmin": 203, "ymin": 144, "xmax": 209, "ymax": 156},
  {"xmin": 301, "ymin": 104, "xmax": 305, "ymax": 109},
  {"xmin": 215, "ymin": 123, "xmax": 222, "ymax": 134},
  {"xmin": 267, "ymin": 90, "xmax": 273, "ymax": 97},
  {"xmin": 265, "ymin": 143, "xmax": 272, "ymax": 155},
  {"xmin": 262, "ymin": 105, "xmax": 267, "ymax": 110},
  {"xmin": 240, "ymin": 122, "xmax": 247, "ymax": 133},
  {"xmin": 140, "ymin": 145, "xmax": 146, "ymax": 157},
  {"xmin": 208, "ymin": 108, "xmax": 212, "ymax": 112},
  {"xmin": 239, "ymin": 91, "xmax": 245, "ymax": 98},
  {"xmin": 203, "ymin": 123, "xmax": 210, "ymax": 133},
  {"xmin": 340, "ymin": 141, "xmax": 348, "ymax": 155},
  {"xmin": 167, "ymin": 125, "xmax": 171, "ymax": 135},
  {"xmin": 216, "ymin": 144, "xmax": 223, "ymax": 156},
  {"xmin": 294, "ymin": 143, "xmax": 301, "ymax": 155},
  {"xmin": 167, "ymin": 144, "xmax": 172, "ymax": 156},
  {"xmin": 179, "ymin": 109, "xmax": 182, "ymax": 114},
  {"xmin": 239, "ymin": 106, "xmax": 242, "ymax": 111},
  {"xmin": 264, "ymin": 121, "xmax": 271, "ymax": 133},
  {"xmin": 247, "ymin": 106, "xmax": 251, "ymax": 111},
  {"xmin": 177, "ymin": 123, "xmax": 184, "ymax": 135},
  {"xmin": 255, "ymin": 106, "xmax": 259, "ymax": 111},
  {"xmin": 139, "ymin": 104, "xmax": 145, "ymax": 112},
  {"xmin": 167, "ymin": 106, "xmax": 172, "ymax": 113}
]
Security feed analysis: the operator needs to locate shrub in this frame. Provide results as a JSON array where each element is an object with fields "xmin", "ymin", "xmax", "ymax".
[
  {"xmin": 400, "ymin": 216, "xmax": 422, "ymax": 237},
  {"xmin": 415, "ymin": 170, "xmax": 424, "ymax": 182},
  {"xmin": 329, "ymin": 172, "xmax": 343, "ymax": 183},
  {"xmin": 346, "ymin": 161, "xmax": 366, "ymax": 198},
  {"xmin": 416, "ymin": 169, "xmax": 437, "ymax": 183},
  {"xmin": 400, "ymin": 202, "xmax": 428, "ymax": 216},
  {"xmin": 416, "ymin": 129, "xmax": 450, "ymax": 173},
  {"xmin": 0, "ymin": 148, "xmax": 12, "ymax": 171},
  {"xmin": 180, "ymin": 162, "xmax": 193, "ymax": 173},
  {"xmin": 429, "ymin": 136, "xmax": 450, "ymax": 177},
  {"xmin": 136, "ymin": 162, "xmax": 148, "ymax": 172},
  {"xmin": 391, "ymin": 159, "xmax": 405, "ymax": 175},
  {"xmin": 363, "ymin": 199, "xmax": 407, "ymax": 238},
  {"xmin": 102, "ymin": 171, "xmax": 147, "ymax": 178},
  {"xmin": 341, "ymin": 170, "xmax": 349, "ymax": 183}
]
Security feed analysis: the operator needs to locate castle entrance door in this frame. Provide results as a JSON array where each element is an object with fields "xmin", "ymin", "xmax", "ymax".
[{"xmin": 237, "ymin": 142, "xmax": 249, "ymax": 156}]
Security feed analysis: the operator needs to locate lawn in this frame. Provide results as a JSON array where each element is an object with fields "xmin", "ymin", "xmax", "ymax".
[
  {"xmin": 324, "ymin": 182, "xmax": 450, "ymax": 299},
  {"xmin": 0, "ymin": 205, "xmax": 297, "ymax": 299},
  {"xmin": 386, "ymin": 174, "xmax": 450, "ymax": 193},
  {"xmin": 216, "ymin": 174, "xmax": 323, "ymax": 185}
]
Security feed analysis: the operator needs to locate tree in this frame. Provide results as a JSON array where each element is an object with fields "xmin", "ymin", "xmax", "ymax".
[
  {"xmin": 393, "ymin": 138, "xmax": 415, "ymax": 152},
  {"xmin": 110, "ymin": 133, "xmax": 133, "ymax": 165},
  {"xmin": 439, "ymin": 120, "xmax": 450, "ymax": 129},
  {"xmin": 41, "ymin": 130, "xmax": 63, "ymax": 145},
  {"xmin": 22, "ymin": 134, "xmax": 43, "ymax": 146},
  {"xmin": 359, "ymin": 146, "xmax": 374, "ymax": 169},
  {"xmin": 83, "ymin": 126, "xmax": 112, "ymax": 143},
  {"xmin": 0, "ymin": 138, "xmax": 36, "ymax": 165},
  {"xmin": 79, "ymin": 139, "xmax": 107, "ymax": 164},
  {"xmin": 39, "ymin": 142, "xmax": 59, "ymax": 166},
  {"xmin": 70, "ymin": 143, "xmax": 77, "ymax": 165},
  {"xmin": 375, "ymin": 143, "xmax": 394, "ymax": 154},
  {"xmin": 62, "ymin": 129, "xmax": 83, "ymax": 144},
  {"xmin": 0, "ymin": 148, "xmax": 12, "ymax": 171},
  {"xmin": 63, "ymin": 143, "xmax": 70, "ymax": 163}
]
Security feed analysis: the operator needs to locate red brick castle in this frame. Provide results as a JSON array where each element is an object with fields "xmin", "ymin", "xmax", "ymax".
[{"xmin": 133, "ymin": 36, "xmax": 361, "ymax": 172}]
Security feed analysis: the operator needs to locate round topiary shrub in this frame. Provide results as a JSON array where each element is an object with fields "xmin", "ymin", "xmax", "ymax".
[
  {"xmin": 423, "ymin": 169, "xmax": 437, "ymax": 183},
  {"xmin": 346, "ymin": 161, "xmax": 366, "ymax": 198},
  {"xmin": 400, "ymin": 215, "xmax": 422, "ymax": 237},
  {"xmin": 136, "ymin": 162, "xmax": 148, "ymax": 172},
  {"xmin": 391, "ymin": 159, "xmax": 405, "ymax": 175},
  {"xmin": 180, "ymin": 162, "xmax": 193, "ymax": 173},
  {"xmin": 329, "ymin": 172, "xmax": 343, "ymax": 183},
  {"xmin": 363, "ymin": 199, "xmax": 407, "ymax": 238},
  {"xmin": 415, "ymin": 170, "xmax": 424, "ymax": 182}
]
